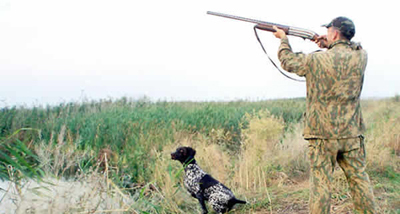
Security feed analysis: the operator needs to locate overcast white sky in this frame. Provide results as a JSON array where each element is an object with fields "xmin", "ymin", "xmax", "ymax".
[{"xmin": 1, "ymin": 0, "xmax": 399, "ymax": 107}]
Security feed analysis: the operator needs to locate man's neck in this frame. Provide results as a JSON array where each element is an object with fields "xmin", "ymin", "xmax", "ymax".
[{"xmin": 328, "ymin": 39, "xmax": 351, "ymax": 49}]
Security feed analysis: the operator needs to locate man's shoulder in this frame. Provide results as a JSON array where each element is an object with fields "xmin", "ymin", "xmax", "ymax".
[{"xmin": 307, "ymin": 49, "xmax": 329, "ymax": 61}]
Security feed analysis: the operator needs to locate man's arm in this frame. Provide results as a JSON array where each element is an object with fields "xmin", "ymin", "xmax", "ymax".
[{"xmin": 272, "ymin": 26, "xmax": 312, "ymax": 77}]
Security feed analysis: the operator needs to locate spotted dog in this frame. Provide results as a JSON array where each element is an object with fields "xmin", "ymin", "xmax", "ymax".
[{"xmin": 171, "ymin": 146, "xmax": 246, "ymax": 214}]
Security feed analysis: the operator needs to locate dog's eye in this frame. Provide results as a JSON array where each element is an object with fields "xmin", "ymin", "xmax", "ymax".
[{"xmin": 179, "ymin": 149, "xmax": 183, "ymax": 153}]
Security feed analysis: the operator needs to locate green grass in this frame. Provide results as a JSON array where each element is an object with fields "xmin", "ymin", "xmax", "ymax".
[
  {"xmin": 0, "ymin": 97, "xmax": 305, "ymax": 183},
  {"xmin": 0, "ymin": 128, "xmax": 44, "ymax": 181}
]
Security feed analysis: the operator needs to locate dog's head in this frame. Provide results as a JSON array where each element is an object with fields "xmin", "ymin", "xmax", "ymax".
[{"xmin": 171, "ymin": 146, "xmax": 196, "ymax": 164}]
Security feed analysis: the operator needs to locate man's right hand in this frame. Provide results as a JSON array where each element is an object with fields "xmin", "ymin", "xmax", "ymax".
[{"xmin": 315, "ymin": 35, "xmax": 328, "ymax": 48}]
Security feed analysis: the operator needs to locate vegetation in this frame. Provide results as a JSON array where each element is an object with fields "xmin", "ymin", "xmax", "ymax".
[{"xmin": 0, "ymin": 97, "xmax": 399, "ymax": 213}]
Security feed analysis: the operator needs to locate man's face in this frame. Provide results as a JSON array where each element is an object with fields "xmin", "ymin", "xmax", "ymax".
[{"xmin": 327, "ymin": 27, "xmax": 338, "ymax": 45}]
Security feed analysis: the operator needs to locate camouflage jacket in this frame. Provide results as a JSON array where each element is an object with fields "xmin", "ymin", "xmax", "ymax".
[{"xmin": 278, "ymin": 38, "xmax": 367, "ymax": 139}]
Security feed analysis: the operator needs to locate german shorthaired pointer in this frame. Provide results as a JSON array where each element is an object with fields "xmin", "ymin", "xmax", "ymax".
[{"xmin": 171, "ymin": 146, "xmax": 246, "ymax": 214}]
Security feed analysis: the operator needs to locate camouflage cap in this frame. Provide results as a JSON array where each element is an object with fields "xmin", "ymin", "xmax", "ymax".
[{"xmin": 322, "ymin": 17, "xmax": 355, "ymax": 40}]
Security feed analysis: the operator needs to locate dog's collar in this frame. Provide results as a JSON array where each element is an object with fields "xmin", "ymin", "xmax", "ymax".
[{"xmin": 182, "ymin": 157, "xmax": 196, "ymax": 166}]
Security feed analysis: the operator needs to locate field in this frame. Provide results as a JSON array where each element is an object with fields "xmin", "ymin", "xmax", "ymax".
[{"xmin": 1, "ymin": 96, "xmax": 399, "ymax": 213}]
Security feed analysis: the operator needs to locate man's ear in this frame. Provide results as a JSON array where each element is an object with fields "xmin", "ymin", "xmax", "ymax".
[{"xmin": 333, "ymin": 29, "xmax": 340, "ymax": 41}]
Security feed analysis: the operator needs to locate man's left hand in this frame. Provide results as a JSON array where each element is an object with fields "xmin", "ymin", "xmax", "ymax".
[{"xmin": 273, "ymin": 26, "xmax": 287, "ymax": 39}]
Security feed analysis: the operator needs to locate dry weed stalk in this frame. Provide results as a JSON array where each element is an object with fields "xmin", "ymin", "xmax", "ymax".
[{"xmin": 234, "ymin": 109, "xmax": 285, "ymax": 191}]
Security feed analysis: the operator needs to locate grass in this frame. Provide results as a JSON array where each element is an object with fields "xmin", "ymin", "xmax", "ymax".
[
  {"xmin": 0, "ymin": 97, "xmax": 399, "ymax": 213},
  {"xmin": 0, "ymin": 97, "xmax": 306, "ymax": 182}
]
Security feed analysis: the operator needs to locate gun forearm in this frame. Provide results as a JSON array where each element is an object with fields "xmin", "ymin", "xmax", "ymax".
[
  {"xmin": 255, "ymin": 24, "xmax": 289, "ymax": 34},
  {"xmin": 256, "ymin": 24, "xmax": 318, "ymax": 41}
]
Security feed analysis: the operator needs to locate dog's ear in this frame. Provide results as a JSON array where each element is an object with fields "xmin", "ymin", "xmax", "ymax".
[
  {"xmin": 179, "ymin": 147, "xmax": 186, "ymax": 157},
  {"xmin": 187, "ymin": 147, "xmax": 196, "ymax": 157}
]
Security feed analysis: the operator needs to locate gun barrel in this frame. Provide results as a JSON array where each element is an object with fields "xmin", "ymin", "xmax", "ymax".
[{"xmin": 289, "ymin": 26, "xmax": 318, "ymax": 40}]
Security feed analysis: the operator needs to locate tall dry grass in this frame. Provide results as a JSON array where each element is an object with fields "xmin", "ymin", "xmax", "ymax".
[
  {"xmin": 233, "ymin": 109, "xmax": 309, "ymax": 192},
  {"xmin": 363, "ymin": 100, "xmax": 400, "ymax": 172},
  {"xmin": 234, "ymin": 109, "xmax": 284, "ymax": 192}
]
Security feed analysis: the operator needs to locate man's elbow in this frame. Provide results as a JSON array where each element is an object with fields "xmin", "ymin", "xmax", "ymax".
[
  {"xmin": 280, "ymin": 62, "xmax": 306, "ymax": 77},
  {"xmin": 280, "ymin": 61, "xmax": 295, "ymax": 73}
]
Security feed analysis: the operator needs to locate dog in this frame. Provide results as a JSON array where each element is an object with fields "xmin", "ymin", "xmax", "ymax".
[{"xmin": 171, "ymin": 146, "xmax": 246, "ymax": 214}]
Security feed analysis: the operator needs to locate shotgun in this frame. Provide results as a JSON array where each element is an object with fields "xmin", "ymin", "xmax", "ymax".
[
  {"xmin": 207, "ymin": 11, "xmax": 311, "ymax": 82},
  {"xmin": 207, "ymin": 11, "xmax": 319, "ymax": 41}
]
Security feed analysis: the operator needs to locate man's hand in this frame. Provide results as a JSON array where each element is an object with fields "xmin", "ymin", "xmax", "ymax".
[
  {"xmin": 272, "ymin": 26, "xmax": 287, "ymax": 40},
  {"xmin": 315, "ymin": 35, "xmax": 328, "ymax": 48}
]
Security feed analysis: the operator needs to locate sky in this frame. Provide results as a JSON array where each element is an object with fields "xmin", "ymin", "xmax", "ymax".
[{"xmin": 1, "ymin": 0, "xmax": 399, "ymax": 107}]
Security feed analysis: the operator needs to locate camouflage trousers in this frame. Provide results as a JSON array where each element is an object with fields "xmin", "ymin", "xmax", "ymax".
[{"xmin": 307, "ymin": 137, "xmax": 377, "ymax": 214}]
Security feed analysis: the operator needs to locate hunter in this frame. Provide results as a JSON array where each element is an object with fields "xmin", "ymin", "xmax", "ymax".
[{"xmin": 272, "ymin": 17, "xmax": 377, "ymax": 214}]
